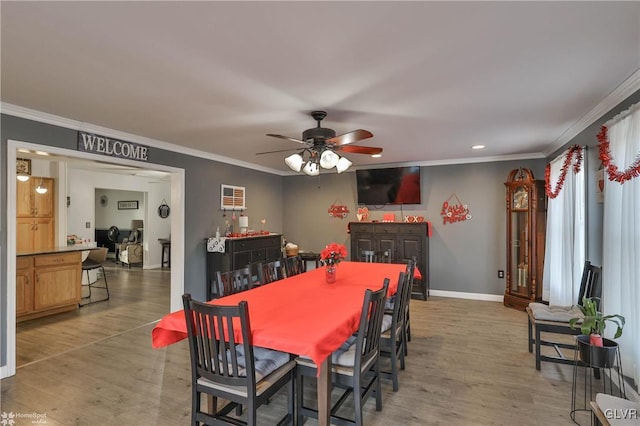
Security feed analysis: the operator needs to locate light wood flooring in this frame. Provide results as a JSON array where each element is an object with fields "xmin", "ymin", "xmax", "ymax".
[{"xmin": 3, "ymin": 264, "xmax": 589, "ymax": 425}]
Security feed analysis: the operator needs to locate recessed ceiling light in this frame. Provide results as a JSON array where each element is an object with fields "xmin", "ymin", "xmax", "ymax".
[
  {"xmin": 471, "ymin": 145, "xmax": 485, "ymax": 150},
  {"xmin": 371, "ymin": 154, "xmax": 382, "ymax": 158}
]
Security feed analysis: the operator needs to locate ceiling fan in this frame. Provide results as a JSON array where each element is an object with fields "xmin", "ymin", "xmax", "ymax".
[{"xmin": 258, "ymin": 111, "xmax": 382, "ymax": 175}]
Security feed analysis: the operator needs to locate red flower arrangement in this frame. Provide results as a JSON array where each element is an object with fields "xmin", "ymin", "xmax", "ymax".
[{"xmin": 320, "ymin": 243, "xmax": 348, "ymax": 266}]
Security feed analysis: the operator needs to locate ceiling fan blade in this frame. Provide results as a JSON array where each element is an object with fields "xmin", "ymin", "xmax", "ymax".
[
  {"xmin": 327, "ymin": 129, "xmax": 373, "ymax": 146},
  {"xmin": 266, "ymin": 134, "xmax": 308, "ymax": 145},
  {"xmin": 256, "ymin": 148, "xmax": 301, "ymax": 155},
  {"xmin": 337, "ymin": 145, "xmax": 383, "ymax": 155}
]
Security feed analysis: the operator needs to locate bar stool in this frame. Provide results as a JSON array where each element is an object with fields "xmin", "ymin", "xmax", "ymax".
[
  {"xmin": 79, "ymin": 247, "xmax": 109, "ymax": 306},
  {"xmin": 159, "ymin": 238, "xmax": 171, "ymax": 268}
]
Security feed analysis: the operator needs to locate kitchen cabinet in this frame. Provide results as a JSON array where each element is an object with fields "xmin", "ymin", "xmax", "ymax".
[
  {"xmin": 17, "ymin": 251, "xmax": 82, "ymax": 322},
  {"xmin": 16, "ymin": 177, "xmax": 55, "ymax": 252},
  {"xmin": 349, "ymin": 222, "xmax": 429, "ymax": 300}
]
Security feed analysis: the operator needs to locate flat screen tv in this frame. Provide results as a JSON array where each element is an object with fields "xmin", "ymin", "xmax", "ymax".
[{"xmin": 356, "ymin": 166, "xmax": 421, "ymax": 205}]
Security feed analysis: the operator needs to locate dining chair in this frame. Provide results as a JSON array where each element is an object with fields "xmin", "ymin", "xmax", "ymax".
[
  {"xmin": 182, "ymin": 294, "xmax": 295, "ymax": 426},
  {"xmin": 295, "ymin": 279, "xmax": 389, "ymax": 426},
  {"xmin": 377, "ymin": 249, "xmax": 393, "ymax": 263},
  {"xmin": 526, "ymin": 261, "xmax": 602, "ymax": 370},
  {"xmin": 359, "ymin": 250, "xmax": 376, "ymax": 263},
  {"xmin": 385, "ymin": 259, "xmax": 416, "ymax": 355},
  {"xmin": 379, "ymin": 271, "xmax": 411, "ymax": 392},
  {"xmin": 216, "ymin": 266, "xmax": 254, "ymax": 298},
  {"xmin": 284, "ymin": 255, "xmax": 305, "ymax": 277},
  {"xmin": 257, "ymin": 259, "xmax": 285, "ymax": 285},
  {"xmin": 79, "ymin": 247, "xmax": 109, "ymax": 306}
]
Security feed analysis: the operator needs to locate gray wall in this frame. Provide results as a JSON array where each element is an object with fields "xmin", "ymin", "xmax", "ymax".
[
  {"xmin": 1, "ymin": 114, "xmax": 284, "ymax": 366},
  {"xmin": 283, "ymin": 160, "xmax": 546, "ymax": 296}
]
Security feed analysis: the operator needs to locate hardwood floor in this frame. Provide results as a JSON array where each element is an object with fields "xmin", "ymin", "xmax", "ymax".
[{"xmin": 3, "ymin": 265, "xmax": 585, "ymax": 425}]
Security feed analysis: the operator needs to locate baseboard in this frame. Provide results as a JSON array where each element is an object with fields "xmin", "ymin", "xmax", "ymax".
[{"xmin": 429, "ymin": 290, "xmax": 504, "ymax": 302}]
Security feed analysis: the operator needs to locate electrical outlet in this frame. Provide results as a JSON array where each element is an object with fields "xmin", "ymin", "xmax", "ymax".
[
  {"xmin": 86, "ymin": 222, "xmax": 91, "ymax": 228},
  {"xmin": 498, "ymin": 270, "xmax": 504, "ymax": 279}
]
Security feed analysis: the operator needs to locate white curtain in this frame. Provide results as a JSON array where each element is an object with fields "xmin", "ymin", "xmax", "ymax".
[
  {"xmin": 602, "ymin": 103, "xmax": 640, "ymax": 388},
  {"xmin": 542, "ymin": 149, "xmax": 585, "ymax": 305}
]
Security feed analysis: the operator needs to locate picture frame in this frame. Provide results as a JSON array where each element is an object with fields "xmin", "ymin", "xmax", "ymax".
[
  {"xmin": 117, "ymin": 200, "xmax": 139, "ymax": 210},
  {"xmin": 17, "ymin": 158, "xmax": 31, "ymax": 175}
]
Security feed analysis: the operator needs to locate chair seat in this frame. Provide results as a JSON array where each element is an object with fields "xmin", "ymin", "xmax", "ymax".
[
  {"xmin": 220, "ymin": 345, "xmax": 291, "ymax": 382},
  {"xmin": 198, "ymin": 359, "xmax": 296, "ymax": 397},
  {"xmin": 528, "ymin": 303, "xmax": 584, "ymax": 322}
]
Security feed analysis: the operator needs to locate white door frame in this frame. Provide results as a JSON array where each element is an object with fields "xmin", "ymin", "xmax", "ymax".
[{"xmin": 3, "ymin": 139, "xmax": 185, "ymax": 378}]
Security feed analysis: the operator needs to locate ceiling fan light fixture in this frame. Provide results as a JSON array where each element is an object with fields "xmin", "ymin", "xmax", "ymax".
[
  {"xmin": 336, "ymin": 157, "xmax": 353, "ymax": 174},
  {"xmin": 319, "ymin": 149, "xmax": 339, "ymax": 169},
  {"xmin": 285, "ymin": 153, "xmax": 305, "ymax": 172},
  {"xmin": 302, "ymin": 160, "xmax": 320, "ymax": 176}
]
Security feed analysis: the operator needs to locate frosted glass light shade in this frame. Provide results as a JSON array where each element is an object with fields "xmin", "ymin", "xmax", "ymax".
[
  {"xmin": 285, "ymin": 153, "xmax": 305, "ymax": 172},
  {"xmin": 17, "ymin": 175, "xmax": 30, "ymax": 182},
  {"xmin": 336, "ymin": 157, "xmax": 353, "ymax": 173},
  {"xmin": 302, "ymin": 161, "xmax": 319, "ymax": 176},
  {"xmin": 319, "ymin": 150, "xmax": 339, "ymax": 169},
  {"xmin": 35, "ymin": 183, "xmax": 48, "ymax": 194}
]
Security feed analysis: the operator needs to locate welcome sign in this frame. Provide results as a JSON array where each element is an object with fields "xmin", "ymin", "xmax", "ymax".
[{"xmin": 77, "ymin": 131, "xmax": 149, "ymax": 161}]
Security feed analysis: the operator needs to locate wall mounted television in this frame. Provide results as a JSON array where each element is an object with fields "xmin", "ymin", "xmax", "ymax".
[{"xmin": 356, "ymin": 166, "xmax": 421, "ymax": 205}]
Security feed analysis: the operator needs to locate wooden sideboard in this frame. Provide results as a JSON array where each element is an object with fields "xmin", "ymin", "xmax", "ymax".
[
  {"xmin": 17, "ymin": 251, "xmax": 82, "ymax": 322},
  {"xmin": 349, "ymin": 222, "xmax": 430, "ymax": 300},
  {"xmin": 206, "ymin": 234, "xmax": 282, "ymax": 299}
]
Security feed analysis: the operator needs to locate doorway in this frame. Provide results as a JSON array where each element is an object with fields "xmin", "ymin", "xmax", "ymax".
[{"xmin": 4, "ymin": 139, "xmax": 185, "ymax": 378}]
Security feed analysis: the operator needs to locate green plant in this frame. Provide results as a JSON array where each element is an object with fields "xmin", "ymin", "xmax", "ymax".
[{"xmin": 569, "ymin": 297, "xmax": 625, "ymax": 338}]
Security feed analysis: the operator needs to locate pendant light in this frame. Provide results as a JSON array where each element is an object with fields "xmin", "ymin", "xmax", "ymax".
[{"xmin": 35, "ymin": 161, "xmax": 48, "ymax": 194}]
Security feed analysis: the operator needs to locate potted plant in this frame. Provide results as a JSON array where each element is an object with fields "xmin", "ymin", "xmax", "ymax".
[{"xmin": 569, "ymin": 297, "xmax": 625, "ymax": 368}]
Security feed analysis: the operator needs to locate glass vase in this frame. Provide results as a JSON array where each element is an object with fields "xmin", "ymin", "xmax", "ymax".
[{"xmin": 325, "ymin": 264, "xmax": 337, "ymax": 284}]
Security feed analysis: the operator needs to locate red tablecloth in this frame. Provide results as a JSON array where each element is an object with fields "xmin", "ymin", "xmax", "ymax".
[{"xmin": 152, "ymin": 261, "xmax": 419, "ymax": 368}]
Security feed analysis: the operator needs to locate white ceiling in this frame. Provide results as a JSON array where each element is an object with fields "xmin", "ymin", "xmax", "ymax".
[{"xmin": 2, "ymin": 2, "xmax": 639, "ymax": 174}]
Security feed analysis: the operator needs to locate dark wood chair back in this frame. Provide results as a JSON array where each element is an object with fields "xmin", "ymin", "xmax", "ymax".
[
  {"xmin": 216, "ymin": 266, "xmax": 253, "ymax": 297},
  {"xmin": 284, "ymin": 255, "xmax": 305, "ymax": 277},
  {"xmin": 355, "ymin": 279, "xmax": 389, "ymax": 375},
  {"xmin": 182, "ymin": 294, "xmax": 255, "ymax": 390},
  {"xmin": 576, "ymin": 261, "xmax": 602, "ymax": 307},
  {"xmin": 257, "ymin": 259, "xmax": 285, "ymax": 284}
]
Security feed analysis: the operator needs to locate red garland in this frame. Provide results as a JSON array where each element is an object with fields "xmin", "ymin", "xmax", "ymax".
[
  {"xmin": 597, "ymin": 125, "xmax": 640, "ymax": 184},
  {"xmin": 545, "ymin": 145, "xmax": 583, "ymax": 199}
]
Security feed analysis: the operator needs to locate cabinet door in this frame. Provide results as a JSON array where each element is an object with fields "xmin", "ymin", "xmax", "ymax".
[
  {"xmin": 376, "ymin": 234, "xmax": 396, "ymax": 261},
  {"xmin": 17, "ymin": 180, "xmax": 34, "ymax": 217},
  {"xmin": 352, "ymin": 234, "xmax": 375, "ymax": 260},
  {"xmin": 16, "ymin": 266, "xmax": 33, "ymax": 316},
  {"xmin": 33, "ymin": 178, "xmax": 54, "ymax": 217},
  {"xmin": 17, "ymin": 219, "xmax": 34, "ymax": 252},
  {"xmin": 33, "ymin": 218, "xmax": 55, "ymax": 250},
  {"xmin": 33, "ymin": 264, "xmax": 80, "ymax": 311},
  {"xmin": 398, "ymin": 235, "xmax": 422, "ymax": 263}
]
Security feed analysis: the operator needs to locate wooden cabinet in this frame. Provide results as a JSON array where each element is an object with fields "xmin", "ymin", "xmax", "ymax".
[
  {"xmin": 349, "ymin": 222, "xmax": 430, "ymax": 300},
  {"xmin": 17, "ymin": 177, "xmax": 55, "ymax": 252},
  {"xmin": 206, "ymin": 235, "xmax": 282, "ymax": 299},
  {"xmin": 17, "ymin": 177, "xmax": 54, "ymax": 217},
  {"xmin": 17, "ymin": 218, "xmax": 55, "ymax": 252},
  {"xmin": 504, "ymin": 168, "xmax": 547, "ymax": 310},
  {"xmin": 16, "ymin": 256, "xmax": 34, "ymax": 316},
  {"xmin": 17, "ymin": 252, "xmax": 82, "ymax": 322}
]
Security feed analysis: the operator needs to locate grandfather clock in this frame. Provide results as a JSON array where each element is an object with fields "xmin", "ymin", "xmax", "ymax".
[{"xmin": 504, "ymin": 168, "xmax": 546, "ymax": 310}]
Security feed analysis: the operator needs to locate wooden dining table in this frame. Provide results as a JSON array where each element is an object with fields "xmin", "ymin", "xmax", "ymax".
[{"xmin": 152, "ymin": 261, "xmax": 419, "ymax": 425}]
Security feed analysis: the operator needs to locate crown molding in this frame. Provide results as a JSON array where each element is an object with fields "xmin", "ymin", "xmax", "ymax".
[
  {"xmin": 0, "ymin": 103, "xmax": 288, "ymax": 176},
  {"xmin": 544, "ymin": 68, "xmax": 640, "ymax": 157}
]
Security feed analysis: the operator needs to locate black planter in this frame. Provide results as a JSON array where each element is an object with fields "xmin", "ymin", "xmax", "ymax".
[{"xmin": 576, "ymin": 335, "xmax": 618, "ymax": 368}]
